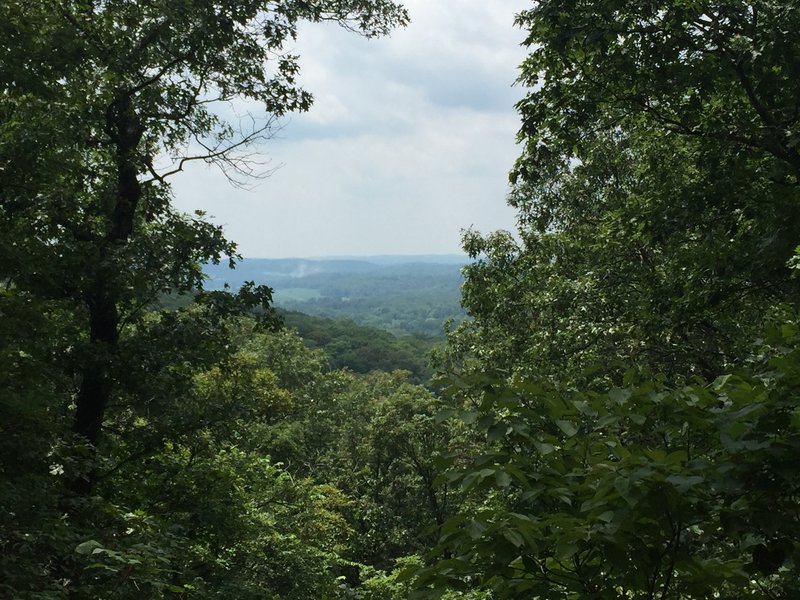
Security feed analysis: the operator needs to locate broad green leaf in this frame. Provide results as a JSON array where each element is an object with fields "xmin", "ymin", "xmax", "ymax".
[
  {"xmin": 608, "ymin": 388, "xmax": 631, "ymax": 404},
  {"xmin": 555, "ymin": 419, "xmax": 578, "ymax": 437},
  {"xmin": 76, "ymin": 540, "xmax": 103, "ymax": 555}
]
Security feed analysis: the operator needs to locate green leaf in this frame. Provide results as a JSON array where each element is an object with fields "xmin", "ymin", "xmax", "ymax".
[
  {"xmin": 608, "ymin": 387, "xmax": 631, "ymax": 404},
  {"xmin": 573, "ymin": 400, "xmax": 597, "ymax": 417},
  {"xmin": 665, "ymin": 474, "xmax": 704, "ymax": 492},
  {"xmin": 487, "ymin": 421, "xmax": 508, "ymax": 442},
  {"xmin": 628, "ymin": 413, "xmax": 646, "ymax": 425},
  {"xmin": 555, "ymin": 419, "xmax": 578, "ymax": 437},
  {"xmin": 597, "ymin": 510, "xmax": 614, "ymax": 523},
  {"xmin": 466, "ymin": 519, "xmax": 486, "ymax": 540},
  {"xmin": 461, "ymin": 410, "xmax": 479, "ymax": 425},
  {"xmin": 435, "ymin": 407, "xmax": 456, "ymax": 423},
  {"xmin": 503, "ymin": 529, "xmax": 525, "ymax": 548},
  {"xmin": 614, "ymin": 478, "xmax": 633, "ymax": 506},
  {"xmin": 555, "ymin": 537, "xmax": 578, "ymax": 560},
  {"xmin": 75, "ymin": 540, "xmax": 103, "ymax": 555},
  {"xmin": 495, "ymin": 470, "xmax": 513, "ymax": 488}
]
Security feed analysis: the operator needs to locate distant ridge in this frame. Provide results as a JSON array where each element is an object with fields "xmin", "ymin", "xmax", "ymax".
[
  {"xmin": 245, "ymin": 254, "xmax": 468, "ymax": 265},
  {"xmin": 204, "ymin": 255, "xmax": 468, "ymax": 288},
  {"xmin": 202, "ymin": 254, "xmax": 467, "ymax": 337}
]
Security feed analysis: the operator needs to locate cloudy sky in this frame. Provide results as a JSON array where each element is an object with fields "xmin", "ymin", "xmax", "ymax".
[{"xmin": 171, "ymin": 0, "xmax": 530, "ymax": 258}]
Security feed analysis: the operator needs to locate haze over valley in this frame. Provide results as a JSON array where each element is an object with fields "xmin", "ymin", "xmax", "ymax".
[{"xmin": 204, "ymin": 255, "xmax": 467, "ymax": 337}]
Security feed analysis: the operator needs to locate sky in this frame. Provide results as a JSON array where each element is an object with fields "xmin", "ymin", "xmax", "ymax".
[{"xmin": 171, "ymin": 0, "xmax": 530, "ymax": 258}]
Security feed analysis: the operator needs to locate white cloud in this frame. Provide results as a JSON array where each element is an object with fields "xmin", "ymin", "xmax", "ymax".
[{"xmin": 172, "ymin": 0, "xmax": 530, "ymax": 257}]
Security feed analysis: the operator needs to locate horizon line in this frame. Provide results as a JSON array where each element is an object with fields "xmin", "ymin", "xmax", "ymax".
[{"xmin": 234, "ymin": 252, "xmax": 469, "ymax": 260}]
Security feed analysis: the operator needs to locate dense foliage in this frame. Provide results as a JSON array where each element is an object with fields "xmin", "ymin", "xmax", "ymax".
[
  {"xmin": 1, "ymin": 315, "xmax": 452, "ymax": 598},
  {"xmin": 282, "ymin": 311, "xmax": 438, "ymax": 382},
  {"xmin": 155, "ymin": 300, "xmax": 440, "ymax": 382},
  {"xmin": 443, "ymin": 1, "xmax": 800, "ymax": 384},
  {"xmin": 1, "ymin": 1, "xmax": 429, "ymax": 597},
  {"xmin": 4, "ymin": 0, "xmax": 800, "ymax": 598},
  {"xmin": 421, "ymin": 309, "xmax": 800, "ymax": 598},
  {"xmin": 425, "ymin": 1, "xmax": 800, "ymax": 598},
  {"xmin": 274, "ymin": 264, "xmax": 464, "ymax": 338}
]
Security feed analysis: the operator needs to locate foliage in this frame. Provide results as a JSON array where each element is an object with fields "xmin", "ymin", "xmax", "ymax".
[
  {"xmin": 441, "ymin": 0, "xmax": 800, "ymax": 386},
  {"xmin": 1, "ymin": 0, "xmax": 407, "ymax": 448},
  {"xmin": 319, "ymin": 371, "xmax": 457, "ymax": 569},
  {"xmin": 446, "ymin": 126, "xmax": 800, "ymax": 385},
  {"xmin": 423, "ymin": 1, "xmax": 800, "ymax": 598},
  {"xmin": 1, "ymin": 308, "xmax": 459, "ymax": 598},
  {"xmin": 419, "ymin": 308, "xmax": 800, "ymax": 598},
  {"xmin": 8, "ymin": 0, "xmax": 800, "ymax": 598},
  {"xmin": 241, "ymin": 362, "xmax": 463, "ymax": 576},
  {"xmin": 283, "ymin": 310, "xmax": 439, "ymax": 382},
  {"xmin": 513, "ymin": 0, "xmax": 800, "ymax": 185},
  {"xmin": 271, "ymin": 264, "xmax": 466, "ymax": 338},
  {"xmin": 1, "ymin": 1, "xmax": 414, "ymax": 596},
  {"xmin": 206, "ymin": 258, "xmax": 466, "ymax": 337}
]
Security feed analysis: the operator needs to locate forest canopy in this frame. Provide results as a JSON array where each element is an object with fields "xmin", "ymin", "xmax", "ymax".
[
  {"xmin": 421, "ymin": 1, "xmax": 800, "ymax": 598},
  {"xmin": 2, "ymin": 1, "xmax": 800, "ymax": 599}
]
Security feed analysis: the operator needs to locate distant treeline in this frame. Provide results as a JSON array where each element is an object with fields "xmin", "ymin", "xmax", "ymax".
[
  {"xmin": 205, "ymin": 257, "xmax": 467, "ymax": 337},
  {"xmin": 158, "ymin": 293, "xmax": 440, "ymax": 382},
  {"xmin": 281, "ymin": 310, "xmax": 439, "ymax": 383}
]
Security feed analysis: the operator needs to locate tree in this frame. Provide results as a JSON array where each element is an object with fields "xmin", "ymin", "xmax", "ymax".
[
  {"xmin": 2, "ymin": 1, "xmax": 409, "ymax": 594},
  {"xmin": 421, "ymin": 1, "xmax": 800, "ymax": 597},
  {"xmin": 419, "ymin": 308, "xmax": 800, "ymax": 598},
  {"xmin": 442, "ymin": 0, "xmax": 800, "ymax": 386},
  {"xmin": 445, "ymin": 126, "xmax": 800, "ymax": 385},
  {"xmin": 1, "ymin": 0, "xmax": 408, "ymax": 493},
  {"xmin": 513, "ymin": 0, "xmax": 800, "ymax": 185},
  {"xmin": 321, "ymin": 371, "xmax": 456, "ymax": 569},
  {"xmin": 46, "ymin": 318, "xmax": 357, "ymax": 598}
]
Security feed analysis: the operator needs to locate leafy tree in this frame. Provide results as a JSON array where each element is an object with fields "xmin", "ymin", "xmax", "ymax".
[
  {"xmin": 271, "ymin": 263, "xmax": 466, "ymax": 338},
  {"xmin": 446, "ymin": 126, "xmax": 800, "ymax": 384},
  {"xmin": 283, "ymin": 310, "xmax": 439, "ymax": 382},
  {"xmin": 443, "ymin": 0, "xmax": 800, "ymax": 385},
  {"xmin": 423, "ymin": 1, "xmax": 800, "ymax": 598},
  {"xmin": 513, "ymin": 0, "xmax": 800, "ymax": 185},
  {"xmin": 3, "ymin": 310, "xmax": 453, "ymax": 598},
  {"xmin": 62, "ymin": 317, "xmax": 357, "ymax": 598},
  {"xmin": 330, "ymin": 372, "xmax": 455, "ymax": 568},
  {"xmin": 419, "ymin": 307, "xmax": 800, "ymax": 599},
  {"xmin": 258, "ymin": 367, "xmax": 461, "ymax": 574},
  {"xmin": 1, "ymin": 0, "xmax": 408, "ymax": 491},
  {"xmin": 2, "ymin": 1, "xmax": 409, "ymax": 595}
]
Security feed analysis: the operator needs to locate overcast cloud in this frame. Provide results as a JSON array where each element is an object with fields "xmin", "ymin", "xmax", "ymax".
[{"xmin": 171, "ymin": 0, "xmax": 530, "ymax": 258}]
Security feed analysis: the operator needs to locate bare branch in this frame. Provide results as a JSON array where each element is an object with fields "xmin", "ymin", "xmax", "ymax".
[{"xmin": 144, "ymin": 116, "xmax": 285, "ymax": 188}]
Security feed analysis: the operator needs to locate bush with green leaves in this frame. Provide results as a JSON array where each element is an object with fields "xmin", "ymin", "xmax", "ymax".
[{"xmin": 418, "ymin": 307, "xmax": 800, "ymax": 599}]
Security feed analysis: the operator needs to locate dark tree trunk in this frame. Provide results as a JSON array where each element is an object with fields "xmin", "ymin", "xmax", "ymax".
[
  {"xmin": 69, "ymin": 92, "xmax": 144, "ymax": 494},
  {"xmin": 73, "ymin": 294, "xmax": 119, "ymax": 446}
]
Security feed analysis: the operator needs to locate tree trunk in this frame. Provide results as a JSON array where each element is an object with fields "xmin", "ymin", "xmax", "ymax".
[{"xmin": 69, "ymin": 92, "xmax": 143, "ymax": 494}]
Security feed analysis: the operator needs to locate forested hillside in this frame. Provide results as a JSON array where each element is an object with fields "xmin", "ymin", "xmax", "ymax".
[
  {"xmin": 157, "ymin": 294, "xmax": 441, "ymax": 381},
  {"xmin": 2, "ymin": 1, "xmax": 800, "ymax": 599},
  {"xmin": 205, "ymin": 257, "xmax": 467, "ymax": 337},
  {"xmin": 281, "ymin": 311, "xmax": 438, "ymax": 382}
]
